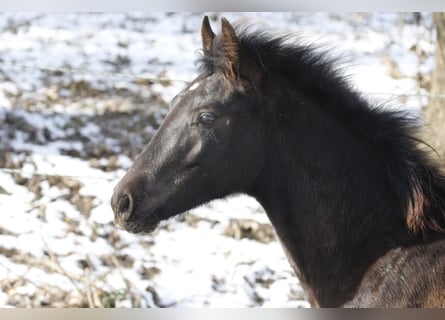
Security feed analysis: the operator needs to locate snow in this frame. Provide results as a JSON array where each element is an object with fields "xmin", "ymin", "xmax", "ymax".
[{"xmin": 0, "ymin": 13, "xmax": 435, "ymax": 308}]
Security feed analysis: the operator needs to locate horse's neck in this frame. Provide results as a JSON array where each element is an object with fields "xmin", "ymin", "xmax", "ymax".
[{"xmin": 248, "ymin": 106, "xmax": 413, "ymax": 306}]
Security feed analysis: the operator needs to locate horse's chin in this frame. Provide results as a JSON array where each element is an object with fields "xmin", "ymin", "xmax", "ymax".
[{"xmin": 114, "ymin": 215, "xmax": 160, "ymax": 234}]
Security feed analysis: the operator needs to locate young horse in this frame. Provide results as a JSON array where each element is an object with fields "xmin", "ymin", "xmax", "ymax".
[{"xmin": 111, "ymin": 17, "xmax": 445, "ymax": 307}]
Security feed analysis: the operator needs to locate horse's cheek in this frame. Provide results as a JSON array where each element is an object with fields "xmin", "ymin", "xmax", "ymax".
[{"xmin": 184, "ymin": 138, "xmax": 204, "ymax": 164}]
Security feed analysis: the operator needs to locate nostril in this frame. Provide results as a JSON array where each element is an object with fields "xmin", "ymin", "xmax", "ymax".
[{"xmin": 118, "ymin": 193, "xmax": 133, "ymax": 220}]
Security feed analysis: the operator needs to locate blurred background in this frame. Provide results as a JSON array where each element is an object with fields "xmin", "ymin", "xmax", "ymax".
[{"xmin": 0, "ymin": 12, "xmax": 443, "ymax": 308}]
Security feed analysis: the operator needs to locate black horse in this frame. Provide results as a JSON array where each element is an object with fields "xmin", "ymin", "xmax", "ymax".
[{"xmin": 111, "ymin": 17, "xmax": 445, "ymax": 307}]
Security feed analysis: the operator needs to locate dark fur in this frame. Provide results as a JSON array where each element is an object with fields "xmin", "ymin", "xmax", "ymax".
[
  {"xmin": 112, "ymin": 17, "xmax": 445, "ymax": 307},
  {"xmin": 200, "ymin": 25, "xmax": 445, "ymax": 235}
]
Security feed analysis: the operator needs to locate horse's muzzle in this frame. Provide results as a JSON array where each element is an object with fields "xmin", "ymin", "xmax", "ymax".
[{"xmin": 111, "ymin": 189, "xmax": 134, "ymax": 224}]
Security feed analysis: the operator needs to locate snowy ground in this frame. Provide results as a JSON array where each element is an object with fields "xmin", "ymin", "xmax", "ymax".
[{"xmin": 0, "ymin": 13, "xmax": 436, "ymax": 307}]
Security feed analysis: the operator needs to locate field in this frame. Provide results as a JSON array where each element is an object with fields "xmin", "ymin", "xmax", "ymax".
[{"xmin": 0, "ymin": 13, "xmax": 435, "ymax": 307}]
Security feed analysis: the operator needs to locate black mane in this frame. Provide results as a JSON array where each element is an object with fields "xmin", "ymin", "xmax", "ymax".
[{"xmin": 199, "ymin": 23, "xmax": 445, "ymax": 234}]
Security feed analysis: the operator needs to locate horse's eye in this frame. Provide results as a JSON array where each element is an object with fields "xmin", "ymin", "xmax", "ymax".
[{"xmin": 198, "ymin": 112, "xmax": 216, "ymax": 126}]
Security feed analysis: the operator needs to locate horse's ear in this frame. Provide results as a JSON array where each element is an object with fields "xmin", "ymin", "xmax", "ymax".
[
  {"xmin": 201, "ymin": 16, "xmax": 215, "ymax": 55},
  {"xmin": 220, "ymin": 17, "xmax": 240, "ymax": 76}
]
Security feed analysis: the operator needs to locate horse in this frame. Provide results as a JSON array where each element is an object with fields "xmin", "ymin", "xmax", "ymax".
[{"xmin": 111, "ymin": 16, "xmax": 445, "ymax": 307}]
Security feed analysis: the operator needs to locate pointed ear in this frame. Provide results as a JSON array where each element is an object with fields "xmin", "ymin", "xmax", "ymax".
[
  {"xmin": 201, "ymin": 16, "xmax": 215, "ymax": 55},
  {"xmin": 220, "ymin": 17, "xmax": 240, "ymax": 75}
]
